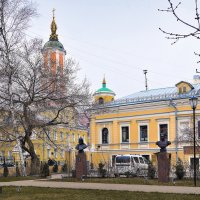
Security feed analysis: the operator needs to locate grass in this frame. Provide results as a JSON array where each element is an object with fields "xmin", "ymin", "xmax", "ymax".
[
  {"xmin": 0, "ymin": 187, "xmax": 200, "ymax": 200},
  {"xmin": 54, "ymin": 177, "xmax": 200, "ymax": 187},
  {"xmin": 0, "ymin": 176, "xmax": 39, "ymax": 182}
]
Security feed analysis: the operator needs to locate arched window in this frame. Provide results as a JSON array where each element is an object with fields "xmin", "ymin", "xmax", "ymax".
[
  {"xmin": 102, "ymin": 128, "xmax": 108, "ymax": 144},
  {"xmin": 99, "ymin": 97, "xmax": 104, "ymax": 104}
]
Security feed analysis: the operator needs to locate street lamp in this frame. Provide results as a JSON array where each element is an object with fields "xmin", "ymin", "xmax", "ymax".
[{"xmin": 189, "ymin": 96, "xmax": 198, "ymax": 187}]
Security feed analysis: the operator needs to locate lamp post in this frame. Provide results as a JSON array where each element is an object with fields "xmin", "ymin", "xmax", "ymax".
[{"xmin": 189, "ymin": 96, "xmax": 198, "ymax": 187}]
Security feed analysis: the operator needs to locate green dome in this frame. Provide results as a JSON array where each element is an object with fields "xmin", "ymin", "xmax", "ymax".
[
  {"xmin": 43, "ymin": 40, "xmax": 65, "ymax": 52},
  {"xmin": 94, "ymin": 83, "xmax": 115, "ymax": 96}
]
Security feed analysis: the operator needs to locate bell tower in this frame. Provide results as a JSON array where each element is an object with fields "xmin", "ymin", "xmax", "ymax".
[{"xmin": 42, "ymin": 9, "xmax": 66, "ymax": 77}]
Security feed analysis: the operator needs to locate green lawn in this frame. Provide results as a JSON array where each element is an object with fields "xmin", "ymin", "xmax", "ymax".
[
  {"xmin": 57, "ymin": 177, "xmax": 200, "ymax": 187},
  {"xmin": 0, "ymin": 176, "xmax": 39, "ymax": 182},
  {"xmin": 0, "ymin": 187, "xmax": 199, "ymax": 200}
]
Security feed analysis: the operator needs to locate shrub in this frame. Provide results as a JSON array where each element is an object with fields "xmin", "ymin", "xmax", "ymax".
[
  {"xmin": 72, "ymin": 170, "xmax": 76, "ymax": 178},
  {"xmin": 175, "ymin": 159, "xmax": 185, "ymax": 180},
  {"xmin": 62, "ymin": 163, "xmax": 67, "ymax": 173},
  {"xmin": 41, "ymin": 162, "xmax": 50, "ymax": 177},
  {"xmin": 16, "ymin": 162, "xmax": 21, "ymax": 177},
  {"xmin": 98, "ymin": 162, "xmax": 107, "ymax": 178},
  {"xmin": 124, "ymin": 171, "xmax": 132, "ymax": 178},
  {"xmin": 52, "ymin": 163, "xmax": 58, "ymax": 173},
  {"xmin": 147, "ymin": 161, "xmax": 156, "ymax": 179},
  {"xmin": 3, "ymin": 164, "xmax": 9, "ymax": 177}
]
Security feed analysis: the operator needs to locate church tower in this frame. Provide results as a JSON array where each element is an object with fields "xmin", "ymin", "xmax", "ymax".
[
  {"xmin": 42, "ymin": 9, "xmax": 66, "ymax": 77},
  {"xmin": 93, "ymin": 77, "xmax": 115, "ymax": 104}
]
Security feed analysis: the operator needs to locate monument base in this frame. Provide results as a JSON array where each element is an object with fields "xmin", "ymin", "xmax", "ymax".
[
  {"xmin": 157, "ymin": 152, "xmax": 170, "ymax": 182},
  {"xmin": 75, "ymin": 152, "xmax": 87, "ymax": 179}
]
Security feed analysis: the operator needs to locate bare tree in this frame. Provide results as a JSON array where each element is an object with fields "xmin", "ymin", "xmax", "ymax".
[
  {"xmin": 0, "ymin": 0, "xmax": 37, "ymax": 176},
  {"xmin": 0, "ymin": 0, "xmax": 91, "ymax": 175},
  {"xmin": 159, "ymin": 0, "xmax": 200, "ymax": 66},
  {"xmin": 178, "ymin": 123, "xmax": 200, "ymax": 147}
]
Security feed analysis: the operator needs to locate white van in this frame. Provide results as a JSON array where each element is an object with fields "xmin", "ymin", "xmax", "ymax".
[{"xmin": 114, "ymin": 154, "xmax": 148, "ymax": 177}]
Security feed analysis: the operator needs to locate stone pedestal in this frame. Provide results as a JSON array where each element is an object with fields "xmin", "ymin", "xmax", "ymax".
[
  {"xmin": 157, "ymin": 152, "xmax": 170, "ymax": 182},
  {"xmin": 75, "ymin": 152, "xmax": 87, "ymax": 179}
]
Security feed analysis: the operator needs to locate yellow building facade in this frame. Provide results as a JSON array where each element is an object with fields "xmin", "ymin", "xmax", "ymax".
[{"xmin": 90, "ymin": 78, "xmax": 200, "ymax": 170}]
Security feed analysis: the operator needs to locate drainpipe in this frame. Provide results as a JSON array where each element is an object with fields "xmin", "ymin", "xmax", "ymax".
[{"xmin": 169, "ymin": 99, "xmax": 178, "ymax": 163}]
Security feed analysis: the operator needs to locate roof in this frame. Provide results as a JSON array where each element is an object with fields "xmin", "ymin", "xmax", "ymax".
[
  {"xmin": 43, "ymin": 40, "xmax": 66, "ymax": 52},
  {"xmin": 99, "ymin": 83, "xmax": 200, "ymax": 107},
  {"xmin": 95, "ymin": 87, "xmax": 115, "ymax": 94},
  {"xmin": 94, "ymin": 83, "xmax": 115, "ymax": 96}
]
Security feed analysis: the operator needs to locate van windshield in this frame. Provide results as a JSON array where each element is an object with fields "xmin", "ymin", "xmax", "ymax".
[{"xmin": 116, "ymin": 156, "xmax": 130, "ymax": 163}]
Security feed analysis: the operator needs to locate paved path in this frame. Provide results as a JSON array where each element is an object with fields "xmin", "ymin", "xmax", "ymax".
[{"xmin": 0, "ymin": 179, "xmax": 200, "ymax": 194}]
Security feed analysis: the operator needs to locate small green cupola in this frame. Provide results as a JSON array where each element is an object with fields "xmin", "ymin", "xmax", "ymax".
[{"xmin": 93, "ymin": 77, "xmax": 115, "ymax": 104}]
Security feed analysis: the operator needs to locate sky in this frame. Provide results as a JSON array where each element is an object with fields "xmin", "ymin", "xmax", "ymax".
[{"xmin": 28, "ymin": 0, "xmax": 200, "ymax": 99}]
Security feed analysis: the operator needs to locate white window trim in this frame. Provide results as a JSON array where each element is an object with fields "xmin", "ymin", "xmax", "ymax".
[
  {"xmin": 72, "ymin": 133, "xmax": 75, "ymax": 142},
  {"xmin": 120, "ymin": 123, "xmax": 130, "ymax": 143},
  {"xmin": 157, "ymin": 121, "xmax": 169, "ymax": 141},
  {"xmin": 138, "ymin": 122, "xmax": 149, "ymax": 143},
  {"xmin": 61, "ymin": 149, "xmax": 64, "ymax": 158}
]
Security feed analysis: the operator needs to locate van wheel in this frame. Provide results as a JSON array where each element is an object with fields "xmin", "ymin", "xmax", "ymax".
[{"xmin": 136, "ymin": 169, "xmax": 140, "ymax": 177}]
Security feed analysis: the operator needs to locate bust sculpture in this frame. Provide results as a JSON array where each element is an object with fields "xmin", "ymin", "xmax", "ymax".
[
  {"xmin": 75, "ymin": 137, "xmax": 88, "ymax": 153},
  {"xmin": 156, "ymin": 133, "xmax": 171, "ymax": 152}
]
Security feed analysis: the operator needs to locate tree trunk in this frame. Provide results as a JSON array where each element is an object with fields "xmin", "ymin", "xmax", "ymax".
[
  {"xmin": 25, "ymin": 134, "xmax": 40, "ymax": 175},
  {"xmin": 30, "ymin": 153, "xmax": 40, "ymax": 175}
]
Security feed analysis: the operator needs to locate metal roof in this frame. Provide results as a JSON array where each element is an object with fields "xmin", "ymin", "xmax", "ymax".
[{"xmin": 97, "ymin": 83, "xmax": 200, "ymax": 108}]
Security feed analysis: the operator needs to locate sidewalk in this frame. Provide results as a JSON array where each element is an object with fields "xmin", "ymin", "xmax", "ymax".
[{"xmin": 0, "ymin": 179, "xmax": 200, "ymax": 194}]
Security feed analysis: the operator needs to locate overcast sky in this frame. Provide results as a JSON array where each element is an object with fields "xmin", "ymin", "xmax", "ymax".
[{"xmin": 28, "ymin": 0, "xmax": 200, "ymax": 98}]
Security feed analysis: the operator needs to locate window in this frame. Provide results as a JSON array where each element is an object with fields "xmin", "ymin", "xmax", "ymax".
[
  {"xmin": 140, "ymin": 125, "xmax": 148, "ymax": 142},
  {"xmin": 54, "ymin": 148, "xmax": 57, "ymax": 158},
  {"xmin": 53, "ymin": 131, "xmax": 57, "ymax": 140},
  {"xmin": 8, "ymin": 151, "xmax": 12, "ymax": 158},
  {"xmin": 31, "ymin": 131, "xmax": 36, "ymax": 140},
  {"xmin": 102, "ymin": 128, "xmax": 109, "ymax": 144},
  {"xmin": 133, "ymin": 157, "xmax": 139, "ymax": 163},
  {"xmin": 142, "ymin": 155, "xmax": 150, "ymax": 161},
  {"xmin": 179, "ymin": 121, "xmax": 190, "ymax": 140},
  {"xmin": 60, "ymin": 132, "xmax": 63, "ymax": 141},
  {"xmin": 183, "ymin": 86, "xmax": 186, "ymax": 93},
  {"xmin": 139, "ymin": 157, "xmax": 144, "ymax": 164},
  {"xmin": 179, "ymin": 87, "xmax": 182, "ymax": 94},
  {"xmin": 66, "ymin": 133, "xmax": 69, "ymax": 143},
  {"xmin": 61, "ymin": 149, "xmax": 64, "ymax": 158},
  {"xmin": 99, "ymin": 97, "xmax": 104, "ymax": 104},
  {"xmin": 47, "ymin": 130, "xmax": 51, "ymax": 139},
  {"xmin": 72, "ymin": 133, "xmax": 75, "ymax": 142},
  {"xmin": 121, "ymin": 126, "xmax": 129, "ymax": 143},
  {"xmin": 159, "ymin": 124, "xmax": 168, "ymax": 140},
  {"xmin": 47, "ymin": 149, "xmax": 50, "ymax": 158}
]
